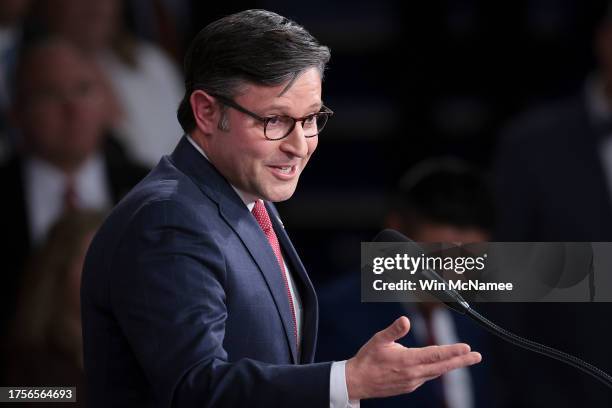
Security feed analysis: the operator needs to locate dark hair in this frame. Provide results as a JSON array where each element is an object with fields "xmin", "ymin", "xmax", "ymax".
[
  {"xmin": 177, "ymin": 9, "xmax": 331, "ymax": 133},
  {"xmin": 391, "ymin": 158, "xmax": 494, "ymax": 233}
]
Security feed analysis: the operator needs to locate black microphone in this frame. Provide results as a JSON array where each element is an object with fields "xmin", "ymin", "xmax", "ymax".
[{"xmin": 372, "ymin": 228, "xmax": 612, "ymax": 390}]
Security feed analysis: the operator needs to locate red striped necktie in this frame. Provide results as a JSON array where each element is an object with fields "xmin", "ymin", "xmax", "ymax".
[{"xmin": 251, "ymin": 200, "xmax": 298, "ymax": 348}]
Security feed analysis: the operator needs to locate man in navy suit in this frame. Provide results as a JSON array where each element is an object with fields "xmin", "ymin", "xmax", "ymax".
[{"xmin": 81, "ymin": 10, "xmax": 482, "ymax": 407}]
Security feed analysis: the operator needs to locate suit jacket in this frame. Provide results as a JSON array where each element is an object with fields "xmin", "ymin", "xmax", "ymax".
[
  {"xmin": 0, "ymin": 136, "xmax": 149, "ymax": 340},
  {"xmin": 81, "ymin": 136, "xmax": 331, "ymax": 407}
]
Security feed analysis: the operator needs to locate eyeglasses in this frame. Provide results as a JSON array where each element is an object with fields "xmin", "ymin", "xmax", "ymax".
[{"xmin": 211, "ymin": 94, "xmax": 333, "ymax": 141}]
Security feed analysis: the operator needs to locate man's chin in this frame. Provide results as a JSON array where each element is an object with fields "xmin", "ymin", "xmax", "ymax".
[{"xmin": 260, "ymin": 183, "xmax": 298, "ymax": 203}]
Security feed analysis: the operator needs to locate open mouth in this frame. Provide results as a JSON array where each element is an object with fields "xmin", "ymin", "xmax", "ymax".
[{"xmin": 268, "ymin": 165, "xmax": 297, "ymax": 179}]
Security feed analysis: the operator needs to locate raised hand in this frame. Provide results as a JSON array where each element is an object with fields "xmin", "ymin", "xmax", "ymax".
[{"xmin": 345, "ymin": 316, "xmax": 482, "ymax": 400}]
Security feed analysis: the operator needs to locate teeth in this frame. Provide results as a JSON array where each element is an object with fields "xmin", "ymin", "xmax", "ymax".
[{"xmin": 278, "ymin": 166, "xmax": 291, "ymax": 174}]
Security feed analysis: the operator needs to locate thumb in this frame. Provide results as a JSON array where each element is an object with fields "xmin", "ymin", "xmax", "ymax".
[{"xmin": 375, "ymin": 316, "xmax": 411, "ymax": 344}]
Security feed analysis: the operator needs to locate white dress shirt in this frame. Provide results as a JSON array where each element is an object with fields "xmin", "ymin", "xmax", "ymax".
[
  {"xmin": 24, "ymin": 153, "xmax": 112, "ymax": 246},
  {"xmin": 186, "ymin": 135, "xmax": 358, "ymax": 407}
]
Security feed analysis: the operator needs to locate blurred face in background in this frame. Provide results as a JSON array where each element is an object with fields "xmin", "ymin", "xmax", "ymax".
[
  {"xmin": 386, "ymin": 212, "xmax": 491, "ymax": 244},
  {"xmin": 388, "ymin": 218, "xmax": 490, "ymax": 307},
  {"xmin": 42, "ymin": 0, "xmax": 120, "ymax": 52},
  {"xmin": 412, "ymin": 223, "xmax": 490, "ymax": 244},
  {"xmin": 15, "ymin": 41, "xmax": 108, "ymax": 171}
]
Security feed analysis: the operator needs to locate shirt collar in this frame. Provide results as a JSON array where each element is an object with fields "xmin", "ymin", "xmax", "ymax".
[
  {"xmin": 26, "ymin": 152, "xmax": 107, "ymax": 191},
  {"xmin": 186, "ymin": 134, "xmax": 259, "ymax": 211}
]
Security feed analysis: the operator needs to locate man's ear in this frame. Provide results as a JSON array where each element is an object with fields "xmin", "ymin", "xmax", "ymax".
[{"xmin": 190, "ymin": 90, "xmax": 220, "ymax": 135}]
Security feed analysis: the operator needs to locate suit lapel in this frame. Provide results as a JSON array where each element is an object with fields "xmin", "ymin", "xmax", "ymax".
[
  {"xmin": 218, "ymin": 199, "xmax": 299, "ymax": 363},
  {"xmin": 267, "ymin": 202, "xmax": 319, "ymax": 364},
  {"xmin": 170, "ymin": 137, "xmax": 299, "ymax": 363}
]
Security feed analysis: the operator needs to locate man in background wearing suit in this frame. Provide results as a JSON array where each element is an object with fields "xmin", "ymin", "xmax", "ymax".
[
  {"xmin": 318, "ymin": 158, "xmax": 495, "ymax": 408},
  {"xmin": 81, "ymin": 10, "xmax": 482, "ymax": 407},
  {"xmin": 0, "ymin": 37, "xmax": 148, "ymax": 342}
]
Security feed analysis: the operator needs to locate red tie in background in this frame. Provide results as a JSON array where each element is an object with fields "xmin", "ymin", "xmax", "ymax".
[
  {"xmin": 63, "ymin": 177, "xmax": 78, "ymax": 212},
  {"xmin": 251, "ymin": 200, "xmax": 298, "ymax": 348}
]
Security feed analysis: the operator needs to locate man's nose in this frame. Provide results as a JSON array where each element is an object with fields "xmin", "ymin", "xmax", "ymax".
[{"xmin": 279, "ymin": 123, "xmax": 309, "ymax": 158}]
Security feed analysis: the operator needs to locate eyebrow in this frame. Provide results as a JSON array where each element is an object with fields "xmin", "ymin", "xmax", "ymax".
[{"xmin": 263, "ymin": 101, "xmax": 323, "ymax": 114}]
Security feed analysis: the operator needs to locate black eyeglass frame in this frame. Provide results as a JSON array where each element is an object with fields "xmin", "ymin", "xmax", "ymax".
[{"xmin": 208, "ymin": 93, "xmax": 334, "ymax": 141}]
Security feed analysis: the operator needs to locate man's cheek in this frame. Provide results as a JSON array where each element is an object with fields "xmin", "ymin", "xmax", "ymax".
[{"xmin": 308, "ymin": 138, "xmax": 318, "ymax": 153}]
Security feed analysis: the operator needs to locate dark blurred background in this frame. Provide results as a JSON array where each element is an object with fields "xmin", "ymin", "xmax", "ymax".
[{"xmin": 1, "ymin": 0, "xmax": 612, "ymax": 406}]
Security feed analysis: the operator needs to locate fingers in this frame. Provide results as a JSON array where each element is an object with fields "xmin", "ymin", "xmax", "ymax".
[
  {"xmin": 413, "ymin": 343, "xmax": 471, "ymax": 364},
  {"xmin": 348, "ymin": 329, "xmax": 482, "ymax": 400},
  {"xmin": 417, "ymin": 351, "xmax": 482, "ymax": 379},
  {"xmin": 374, "ymin": 316, "xmax": 411, "ymax": 344}
]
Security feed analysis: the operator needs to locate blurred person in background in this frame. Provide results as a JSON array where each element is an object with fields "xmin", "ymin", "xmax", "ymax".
[
  {"xmin": 1, "ymin": 210, "xmax": 105, "ymax": 406},
  {"xmin": 0, "ymin": 0, "xmax": 31, "ymax": 162},
  {"xmin": 317, "ymin": 158, "xmax": 496, "ymax": 408},
  {"xmin": 493, "ymin": 4, "xmax": 612, "ymax": 407},
  {"xmin": 495, "ymin": 5, "xmax": 612, "ymax": 242},
  {"xmin": 0, "ymin": 37, "xmax": 148, "ymax": 339},
  {"xmin": 37, "ymin": 0, "xmax": 185, "ymax": 167}
]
